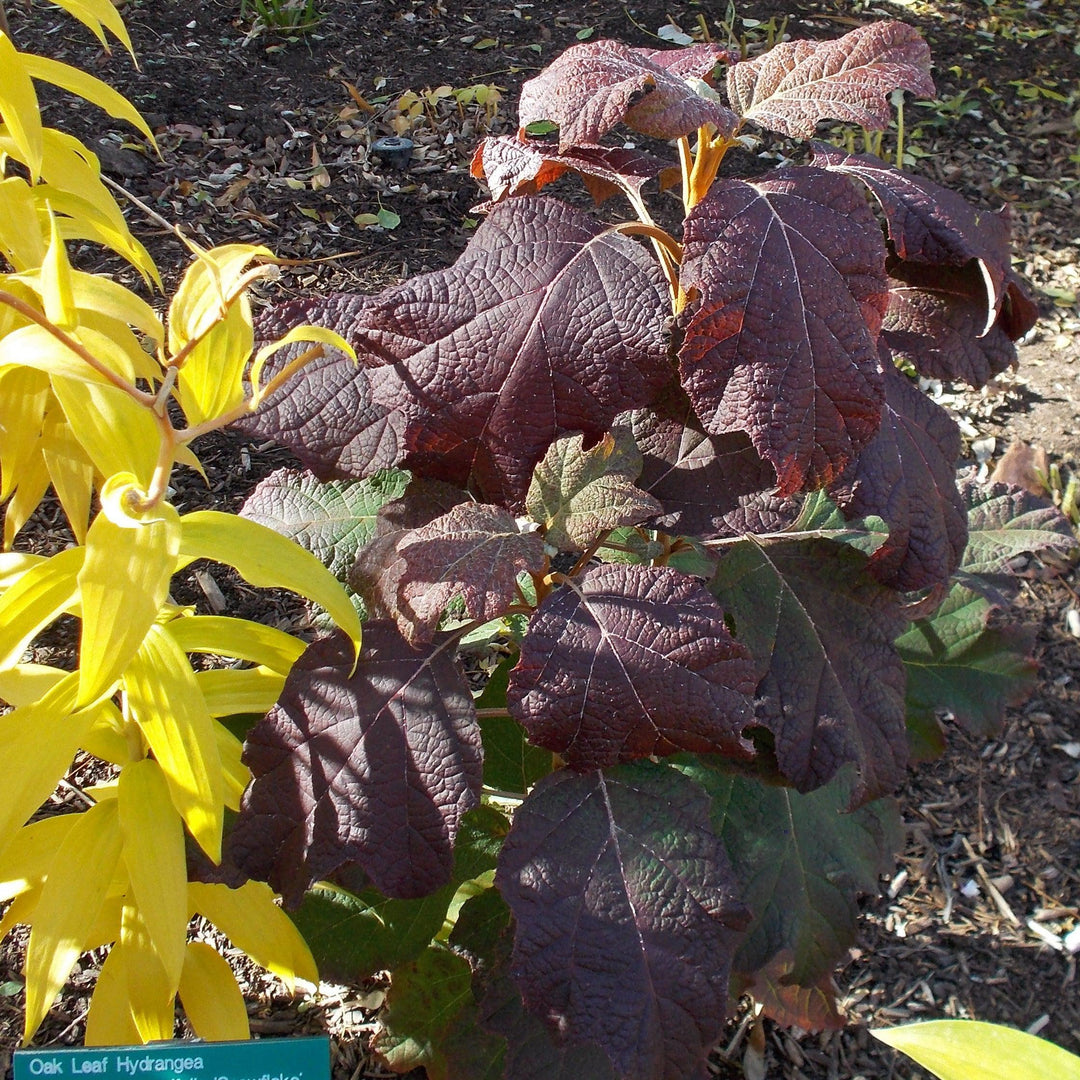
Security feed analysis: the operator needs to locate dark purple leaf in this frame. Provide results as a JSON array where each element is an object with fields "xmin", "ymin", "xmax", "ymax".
[
  {"xmin": 238, "ymin": 297, "xmax": 403, "ymax": 480},
  {"xmin": 394, "ymin": 502, "xmax": 546, "ymax": 642},
  {"xmin": 518, "ymin": 39, "xmax": 737, "ymax": 151},
  {"xmin": 355, "ymin": 197, "xmax": 671, "ymax": 509},
  {"xmin": 711, "ymin": 539, "xmax": 908, "ymax": 804},
  {"xmin": 727, "ymin": 22, "xmax": 934, "ymax": 138},
  {"xmin": 831, "ymin": 363, "xmax": 967, "ymax": 591},
  {"xmin": 882, "ymin": 261, "xmax": 1021, "ymax": 388},
  {"xmin": 628, "ymin": 388, "xmax": 793, "ymax": 539},
  {"xmin": 960, "ymin": 475, "xmax": 1078, "ymax": 575},
  {"xmin": 230, "ymin": 625, "xmax": 482, "ymax": 905},
  {"xmin": 679, "ymin": 168, "xmax": 888, "ymax": 495},
  {"xmin": 480, "ymin": 974, "xmax": 616, "ymax": 1080},
  {"xmin": 812, "ymin": 144, "xmax": 1013, "ymax": 325},
  {"xmin": 495, "ymin": 762, "xmax": 750, "ymax": 1080},
  {"xmin": 471, "ymin": 136, "xmax": 664, "ymax": 205},
  {"xmin": 507, "ymin": 563, "xmax": 755, "ymax": 769},
  {"xmin": 525, "ymin": 428, "xmax": 662, "ymax": 551}
]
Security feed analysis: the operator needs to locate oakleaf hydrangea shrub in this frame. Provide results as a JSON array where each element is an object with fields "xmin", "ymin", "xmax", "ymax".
[{"xmin": 230, "ymin": 23, "xmax": 1075, "ymax": 1080}]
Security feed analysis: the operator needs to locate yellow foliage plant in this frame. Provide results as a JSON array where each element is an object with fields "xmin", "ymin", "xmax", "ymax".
[{"xmin": 0, "ymin": 1, "xmax": 360, "ymax": 1046}]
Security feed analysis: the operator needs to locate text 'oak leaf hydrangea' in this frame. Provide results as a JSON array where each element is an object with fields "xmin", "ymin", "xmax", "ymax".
[
  {"xmin": 495, "ymin": 763, "xmax": 750, "ymax": 1080},
  {"xmin": 679, "ymin": 167, "xmax": 889, "ymax": 495},
  {"xmin": 229, "ymin": 626, "xmax": 482, "ymax": 905},
  {"xmin": 507, "ymin": 563, "xmax": 756, "ymax": 769},
  {"xmin": 517, "ymin": 39, "xmax": 737, "ymax": 151},
  {"xmin": 351, "ymin": 197, "xmax": 672, "ymax": 509},
  {"xmin": 727, "ymin": 21, "xmax": 933, "ymax": 138}
]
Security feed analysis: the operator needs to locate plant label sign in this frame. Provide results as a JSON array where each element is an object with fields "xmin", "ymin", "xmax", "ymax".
[{"xmin": 13, "ymin": 1037, "xmax": 330, "ymax": 1080}]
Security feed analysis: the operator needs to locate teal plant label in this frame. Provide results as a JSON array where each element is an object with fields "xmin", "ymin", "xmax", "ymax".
[{"xmin": 14, "ymin": 1037, "xmax": 330, "ymax": 1080}]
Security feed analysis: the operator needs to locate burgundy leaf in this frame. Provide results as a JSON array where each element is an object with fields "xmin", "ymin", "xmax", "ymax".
[
  {"xmin": 831, "ymin": 362, "xmax": 967, "ymax": 591},
  {"xmin": 711, "ymin": 539, "xmax": 908, "ymax": 804},
  {"xmin": 394, "ymin": 502, "xmax": 547, "ymax": 642},
  {"xmin": 727, "ymin": 22, "xmax": 933, "ymax": 138},
  {"xmin": 230, "ymin": 626, "xmax": 482, "ymax": 905},
  {"xmin": 471, "ymin": 136, "xmax": 665, "ymax": 205},
  {"xmin": 351, "ymin": 480, "xmax": 472, "ymax": 636},
  {"xmin": 238, "ymin": 298, "xmax": 403, "ymax": 480},
  {"xmin": 679, "ymin": 168, "xmax": 888, "ymax": 495},
  {"xmin": 507, "ymin": 563, "xmax": 755, "ymax": 769},
  {"xmin": 518, "ymin": 39, "xmax": 737, "ymax": 151},
  {"xmin": 998, "ymin": 271, "xmax": 1039, "ymax": 341},
  {"xmin": 637, "ymin": 43, "xmax": 739, "ymax": 79},
  {"xmin": 882, "ymin": 261, "xmax": 1021, "ymax": 388},
  {"xmin": 354, "ymin": 197, "xmax": 671, "ymax": 509},
  {"xmin": 495, "ymin": 763, "xmax": 750, "ymax": 1080},
  {"xmin": 812, "ymin": 144, "xmax": 1013, "ymax": 325},
  {"xmin": 629, "ymin": 388, "xmax": 793, "ymax": 539}
]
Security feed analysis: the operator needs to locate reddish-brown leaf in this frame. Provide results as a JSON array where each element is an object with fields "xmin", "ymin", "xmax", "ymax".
[
  {"xmin": 230, "ymin": 627, "xmax": 482, "ymax": 905},
  {"xmin": 518, "ymin": 39, "xmax": 737, "ymax": 151},
  {"xmin": 831, "ymin": 362, "xmax": 967, "ymax": 592},
  {"xmin": 727, "ymin": 22, "xmax": 933, "ymax": 138},
  {"xmin": 679, "ymin": 167, "xmax": 888, "ymax": 495},
  {"xmin": 507, "ymin": 563, "xmax": 756, "ymax": 769}
]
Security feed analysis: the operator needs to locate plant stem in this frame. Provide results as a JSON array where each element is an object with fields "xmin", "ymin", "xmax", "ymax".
[{"xmin": 0, "ymin": 290, "xmax": 155, "ymax": 405}]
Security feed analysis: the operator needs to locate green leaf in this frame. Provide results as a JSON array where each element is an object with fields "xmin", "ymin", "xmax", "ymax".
[
  {"xmin": 476, "ymin": 654, "xmax": 552, "ymax": 794},
  {"xmin": 896, "ymin": 580, "xmax": 1036, "ymax": 740},
  {"xmin": 872, "ymin": 1020, "xmax": 1080, "ymax": 1080},
  {"xmin": 791, "ymin": 489, "xmax": 889, "ymax": 554},
  {"xmin": 526, "ymin": 427, "xmax": 662, "ymax": 550},
  {"xmin": 674, "ymin": 758, "xmax": 901, "ymax": 985},
  {"xmin": 240, "ymin": 467, "xmax": 410, "ymax": 580},
  {"xmin": 373, "ymin": 946, "xmax": 505, "ymax": 1080},
  {"xmin": 961, "ymin": 477, "xmax": 1077, "ymax": 575},
  {"xmin": 376, "ymin": 207, "xmax": 401, "ymax": 230}
]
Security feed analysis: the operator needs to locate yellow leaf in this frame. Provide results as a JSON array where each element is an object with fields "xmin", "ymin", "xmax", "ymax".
[
  {"xmin": 0, "ymin": 176, "xmax": 46, "ymax": 268},
  {"xmin": 0, "ymin": 552, "xmax": 46, "ymax": 591},
  {"xmin": 165, "ymin": 614, "xmax": 305, "ymax": 673},
  {"xmin": 65, "ymin": 268, "xmax": 164, "ymax": 344},
  {"xmin": 175, "ymin": 291, "xmax": 254, "ymax": 426},
  {"xmin": 168, "ymin": 243, "xmax": 273, "ymax": 355},
  {"xmin": 77, "ymin": 496, "xmax": 180, "ymax": 706},
  {"xmin": 118, "ymin": 902, "xmax": 175, "ymax": 1042},
  {"xmin": 0, "ymin": 366, "xmax": 50, "ymax": 502},
  {"xmin": 0, "ymin": 814, "xmax": 79, "ymax": 903},
  {"xmin": 197, "ymin": 666, "xmax": 286, "ymax": 717},
  {"xmin": 188, "ymin": 881, "xmax": 318, "ymax": 989},
  {"xmin": 125, "ymin": 624, "xmax": 225, "ymax": 861},
  {"xmin": 179, "ymin": 511, "xmax": 362, "ymax": 659},
  {"xmin": 249, "ymin": 323, "xmax": 356, "ymax": 404},
  {"xmin": 0, "ymin": 661, "xmax": 63, "ymax": 706},
  {"xmin": 85, "ymin": 944, "xmax": 141, "ymax": 1047},
  {"xmin": 19, "ymin": 53, "xmax": 155, "ymax": 147},
  {"xmin": 41, "ymin": 212, "xmax": 77, "ymax": 330},
  {"xmin": 0, "ymin": 890, "xmax": 36, "ymax": 942},
  {"xmin": 0, "ymin": 323, "xmax": 116, "ymax": 384},
  {"xmin": 51, "ymin": 377, "xmax": 161, "ymax": 488},
  {"xmin": 48, "ymin": 0, "xmax": 135, "ymax": 57},
  {"xmin": 118, "ymin": 758, "xmax": 188, "ymax": 989},
  {"xmin": 23, "ymin": 799, "xmax": 123, "ymax": 1042},
  {"xmin": 215, "ymin": 721, "xmax": 249, "ymax": 811},
  {"xmin": 82, "ymin": 704, "xmax": 130, "ymax": 765},
  {"xmin": 2, "ymin": 434, "xmax": 49, "ymax": 548},
  {"xmin": 0, "ymin": 35, "xmax": 43, "ymax": 177},
  {"xmin": 178, "ymin": 941, "xmax": 250, "ymax": 1041},
  {"xmin": 872, "ymin": 1021, "xmax": 1080, "ymax": 1080},
  {"xmin": 76, "ymin": 311, "xmax": 163, "ymax": 385},
  {"xmin": 40, "ymin": 405, "xmax": 95, "ymax": 544},
  {"xmin": 0, "ymin": 675, "xmax": 96, "ymax": 854},
  {"xmin": 0, "ymin": 545, "xmax": 83, "ymax": 670}
]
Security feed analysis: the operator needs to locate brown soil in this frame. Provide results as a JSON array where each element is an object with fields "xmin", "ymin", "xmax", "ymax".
[{"xmin": 2, "ymin": 0, "xmax": 1079, "ymax": 1078}]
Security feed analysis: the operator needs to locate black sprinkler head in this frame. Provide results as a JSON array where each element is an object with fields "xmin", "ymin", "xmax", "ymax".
[{"xmin": 370, "ymin": 136, "xmax": 415, "ymax": 169}]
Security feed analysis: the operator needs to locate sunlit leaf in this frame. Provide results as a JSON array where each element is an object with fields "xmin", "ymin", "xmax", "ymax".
[
  {"xmin": 84, "ymin": 944, "xmax": 141, "ymax": 1047},
  {"xmin": 0, "ymin": 34, "xmax": 44, "ymax": 176},
  {"xmin": 23, "ymin": 799, "xmax": 123, "ymax": 1041},
  {"xmin": 118, "ymin": 901, "xmax": 175, "ymax": 1042},
  {"xmin": 178, "ymin": 941, "xmax": 250, "ymax": 1041}
]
